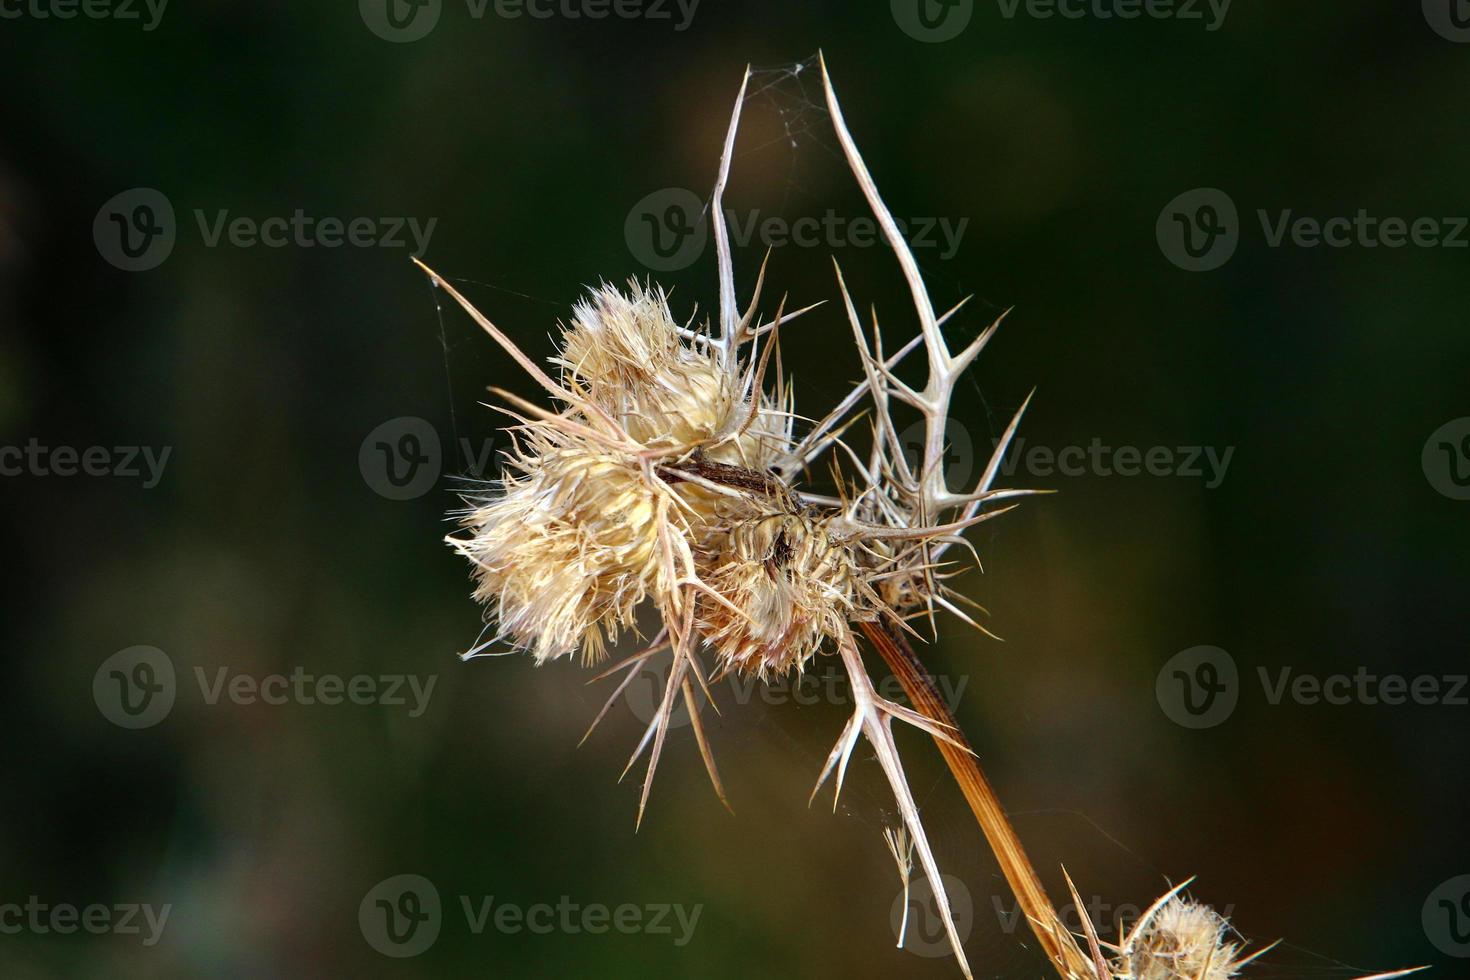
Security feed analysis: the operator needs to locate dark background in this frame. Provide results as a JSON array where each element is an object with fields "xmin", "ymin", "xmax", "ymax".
[{"xmin": 1, "ymin": 1, "xmax": 1467, "ymax": 977}]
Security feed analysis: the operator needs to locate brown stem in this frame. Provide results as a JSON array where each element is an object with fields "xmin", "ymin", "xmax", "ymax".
[{"xmin": 859, "ymin": 620, "xmax": 1094, "ymax": 980}]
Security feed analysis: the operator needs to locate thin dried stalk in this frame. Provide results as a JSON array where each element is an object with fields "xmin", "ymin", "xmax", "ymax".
[{"xmin": 860, "ymin": 619, "xmax": 1096, "ymax": 980}]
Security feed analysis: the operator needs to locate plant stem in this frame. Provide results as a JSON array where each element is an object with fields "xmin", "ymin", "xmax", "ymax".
[{"xmin": 859, "ymin": 620, "xmax": 1094, "ymax": 980}]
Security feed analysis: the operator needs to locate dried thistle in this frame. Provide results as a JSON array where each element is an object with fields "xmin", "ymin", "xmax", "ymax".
[
  {"xmin": 1115, "ymin": 895, "xmax": 1245, "ymax": 980},
  {"xmin": 418, "ymin": 55, "xmax": 1422, "ymax": 980},
  {"xmin": 696, "ymin": 512, "xmax": 857, "ymax": 680}
]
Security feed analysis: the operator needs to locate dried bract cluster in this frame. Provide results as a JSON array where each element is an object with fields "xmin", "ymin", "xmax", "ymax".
[{"xmin": 696, "ymin": 512, "xmax": 857, "ymax": 679}]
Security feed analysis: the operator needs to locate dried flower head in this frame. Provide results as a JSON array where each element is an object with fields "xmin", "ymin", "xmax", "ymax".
[
  {"xmin": 450, "ymin": 428, "xmax": 670, "ymax": 664},
  {"xmin": 558, "ymin": 280, "xmax": 788, "ymax": 467},
  {"xmin": 1115, "ymin": 897, "xmax": 1244, "ymax": 980},
  {"xmin": 696, "ymin": 511, "xmax": 856, "ymax": 679}
]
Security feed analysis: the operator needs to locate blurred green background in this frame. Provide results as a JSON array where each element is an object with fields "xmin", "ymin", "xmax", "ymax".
[{"xmin": 2, "ymin": 1, "xmax": 1468, "ymax": 977}]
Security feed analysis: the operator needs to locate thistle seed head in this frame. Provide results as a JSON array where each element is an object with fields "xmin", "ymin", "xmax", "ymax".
[
  {"xmin": 1115, "ymin": 898, "xmax": 1244, "ymax": 980},
  {"xmin": 452, "ymin": 281, "xmax": 802, "ymax": 665},
  {"xmin": 452, "ymin": 427, "xmax": 672, "ymax": 664},
  {"xmin": 557, "ymin": 280, "xmax": 788, "ymax": 468},
  {"xmin": 695, "ymin": 511, "xmax": 857, "ymax": 679}
]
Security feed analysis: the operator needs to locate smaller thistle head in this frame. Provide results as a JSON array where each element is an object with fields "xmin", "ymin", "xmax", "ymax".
[
  {"xmin": 1115, "ymin": 897, "xmax": 1244, "ymax": 980},
  {"xmin": 557, "ymin": 280, "xmax": 786, "ymax": 468},
  {"xmin": 696, "ymin": 511, "xmax": 856, "ymax": 680},
  {"xmin": 451, "ymin": 427, "xmax": 671, "ymax": 665}
]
